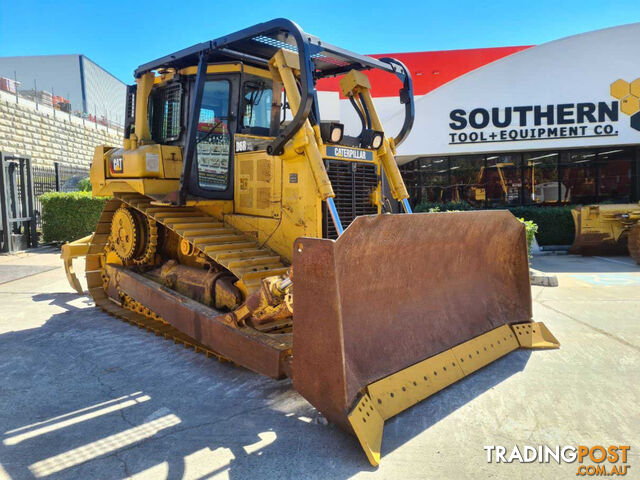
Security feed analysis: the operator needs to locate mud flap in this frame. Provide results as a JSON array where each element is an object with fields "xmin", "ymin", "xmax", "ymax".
[{"xmin": 291, "ymin": 211, "xmax": 557, "ymax": 465}]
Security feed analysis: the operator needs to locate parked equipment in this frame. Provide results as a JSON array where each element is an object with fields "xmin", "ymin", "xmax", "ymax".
[
  {"xmin": 61, "ymin": 19, "xmax": 559, "ymax": 465},
  {"xmin": 570, "ymin": 203, "xmax": 640, "ymax": 263},
  {"xmin": 0, "ymin": 153, "xmax": 37, "ymax": 253}
]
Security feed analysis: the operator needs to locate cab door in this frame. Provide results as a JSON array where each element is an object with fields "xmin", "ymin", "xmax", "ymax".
[{"xmin": 188, "ymin": 75, "xmax": 239, "ymax": 199}]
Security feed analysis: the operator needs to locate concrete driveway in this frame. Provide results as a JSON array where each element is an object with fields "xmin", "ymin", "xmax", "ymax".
[{"xmin": 0, "ymin": 249, "xmax": 638, "ymax": 479}]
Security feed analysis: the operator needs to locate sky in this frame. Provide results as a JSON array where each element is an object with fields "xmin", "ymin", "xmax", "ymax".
[{"xmin": 0, "ymin": 0, "xmax": 639, "ymax": 83}]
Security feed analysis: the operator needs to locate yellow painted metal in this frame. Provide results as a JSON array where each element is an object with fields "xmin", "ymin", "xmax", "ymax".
[
  {"xmin": 452, "ymin": 324, "xmax": 520, "ymax": 375},
  {"xmin": 110, "ymin": 207, "xmax": 139, "ymax": 260},
  {"xmin": 348, "ymin": 394, "xmax": 384, "ymax": 467},
  {"xmin": 513, "ymin": 321, "xmax": 560, "ymax": 349},
  {"xmin": 269, "ymin": 50, "xmax": 335, "ymax": 201},
  {"xmin": 339, "ymin": 69, "xmax": 372, "ymax": 95},
  {"xmin": 360, "ymin": 91, "xmax": 408, "ymax": 201},
  {"xmin": 339, "ymin": 70, "xmax": 408, "ymax": 201},
  {"xmin": 103, "ymin": 145, "xmax": 182, "ymax": 180},
  {"xmin": 234, "ymin": 150, "xmax": 281, "ymax": 218},
  {"xmin": 111, "ymin": 193, "xmax": 289, "ymax": 297},
  {"xmin": 178, "ymin": 63, "xmax": 271, "ymax": 79},
  {"xmin": 348, "ymin": 322, "xmax": 558, "ymax": 466},
  {"xmin": 367, "ymin": 348, "xmax": 464, "ymax": 421},
  {"xmin": 571, "ymin": 203, "xmax": 640, "ymax": 247},
  {"xmin": 134, "ymin": 72, "xmax": 154, "ymax": 144},
  {"xmin": 60, "ymin": 234, "xmax": 93, "ymax": 294},
  {"xmin": 92, "ymin": 178, "xmax": 181, "ymax": 197}
]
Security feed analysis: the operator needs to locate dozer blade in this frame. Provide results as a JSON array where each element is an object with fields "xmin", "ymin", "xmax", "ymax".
[
  {"xmin": 291, "ymin": 211, "xmax": 559, "ymax": 466},
  {"xmin": 61, "ymin": 234, "xmax": 93, "ymax": 294}
]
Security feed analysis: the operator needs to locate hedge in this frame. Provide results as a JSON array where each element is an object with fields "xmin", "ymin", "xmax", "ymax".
[
  {"xmin": 415, "ymin": 201, "xmax": 575, "ymax": 246},
  {"xmin": 40, "ymin": 192, "xmax": 108, "ymax": 243},
  {"xmin": 415, "ymin": 201, "xmax": 475, "ymax": 212},
  {"xmin": 77, "ymin": 177, "xmax": 92, "ymax": 192},
  {"xmin": 507, "ymin": 206, "xmax": 574, "ymax": 246}
]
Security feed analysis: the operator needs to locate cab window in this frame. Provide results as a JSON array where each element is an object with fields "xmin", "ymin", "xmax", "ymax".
[
  {"xmin": 240, "ymin": 78, "xmax": 272, "ymax": 135},
  {"xmin": 148, "ymin": 83, "xmax": 183, "ymax": 143},
  {"xmin": 196, "ymin": 80, "xmax": 231, "ymax": 191}
]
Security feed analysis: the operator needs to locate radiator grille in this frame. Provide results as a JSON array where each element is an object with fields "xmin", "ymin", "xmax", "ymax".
[{"xmin": 324, "ymin": 160, "xmax": 379, "ymax": 239}]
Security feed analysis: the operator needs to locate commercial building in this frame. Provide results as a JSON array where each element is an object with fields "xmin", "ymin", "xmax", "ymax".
[
  {"xmin": 320, "ymin": 23, "xmax": 640, "ymax": 207},
  {"xmin": 0, "ymin": 55, "xmax": 126, "ymax": 125}
]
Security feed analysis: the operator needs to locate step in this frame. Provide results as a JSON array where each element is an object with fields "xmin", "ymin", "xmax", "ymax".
[
  {"xmin": 117, "ymin": 193, "xmax": 145, "ymax": 203},
  {"xmin": 162, "ymin": 216, "xmax": 216, "ymax": 225},
  {"xmin": 211, "ymin": 248, "xmax": 270, "ymax": 262},
  {"xmin": 224, "ymin": 255, "xmax": 282, "ymax": 270},
  {"xmin": 180, "ymin": 227, "xmax": 235, "ymax": 238},
  {"xmin": 241, "ymin": 267, "xmax": 290, "ymax": 291},
  {"xmin": 195, "ymin": 235, "xmax": 251, "ymax": 247},
  {"xmin": 203, "ymin": 242, "xmax": 257, "ymax": 254},
  {"xmin": 145, "ymin": 207, "xmax": 198, "ymax": 215},
  {"xmin": 170, "ymin": 222, "xmax": 225, "ymax": 231},
  {"xmin": 127, "ymin": 199, "xmax": 152, "ymax": 208},
  {"xmin": 150, "ymin": 211, "xmax": 203, "ymax": 220},
  {"xmin": 235, "ymin": 261, "xmax": 286, "ymax": 277}
]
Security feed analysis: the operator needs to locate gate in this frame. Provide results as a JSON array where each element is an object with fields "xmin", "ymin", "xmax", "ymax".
[{"xmin": 0, "ymin": 153, "xmax": 38, "ymax": 253}]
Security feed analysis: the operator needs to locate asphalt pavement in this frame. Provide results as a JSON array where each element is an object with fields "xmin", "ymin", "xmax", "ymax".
[{"xmin": 0, "ymin": 248, "xmax": 638, "ymax": 479}]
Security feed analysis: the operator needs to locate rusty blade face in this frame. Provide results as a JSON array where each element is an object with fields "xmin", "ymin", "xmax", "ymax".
[{"xmin": 291, "ymin": 210, "xmax": 532, "ymax": 429}]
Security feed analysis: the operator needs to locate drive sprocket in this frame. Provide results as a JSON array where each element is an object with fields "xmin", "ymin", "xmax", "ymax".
[
  {"xmin": 110, "ymin": 206, "xmax": 158, "ymax": 264},
  {"xmin": 110, "ymin": 207, "xmax": 143, "ymax": 261}
]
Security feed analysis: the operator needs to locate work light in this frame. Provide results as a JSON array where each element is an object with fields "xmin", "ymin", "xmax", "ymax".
[
  {"xmin": 320, "ymin": 122, "xmax": 344, "ymax": 144},
  {"xmin": 361, "ymin": 129, "xmax": 384, "ymax": 149}
]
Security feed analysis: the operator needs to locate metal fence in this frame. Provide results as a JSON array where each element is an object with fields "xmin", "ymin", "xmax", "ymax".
[{"xmin": 32, "ymin": 162, "xmax": 90, "ymax": 228}]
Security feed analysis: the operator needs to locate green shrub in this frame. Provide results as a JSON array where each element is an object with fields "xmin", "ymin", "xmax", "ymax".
[
  {"xmin": 415, "ymin": 201, "xmax": 575, "ymax": 246},
  {"xmin": 77, "ymin": 177, "xmax": 92, "ymax": 192},
  {"xmin": 507, "ymin": 206, "xmax": 575, "ymax": 246},
  {"xmin": 518, "ymin": 218, "xmax": 538, "ymax": 257},
  {"xmin": 415, "ymin": 200, "xmax": 474, "ymax": 212},
  {"xmin": 40, "ymin": 192, "xmax": 108, "ymax": 243}
]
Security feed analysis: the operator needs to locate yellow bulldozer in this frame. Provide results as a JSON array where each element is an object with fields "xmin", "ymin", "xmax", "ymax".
[
  {"xmin": 569, "ymin": 203, "xmax": 640, "ymax": 263},
  {"xmin": 61, "ymin": 19, "xmax": 559, "ymax": 465}
]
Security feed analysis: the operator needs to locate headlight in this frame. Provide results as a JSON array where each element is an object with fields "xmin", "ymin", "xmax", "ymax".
[
  {"xmin": 361, "ymin": 129, "xmax": 384, "ymax": 150},
  {"xmin": 320, "ymin": 122, "xmax": 344, "ymax": 144},
  {"xmin": 331, "ymin": 125, "xmax": 343, "ymax": 143},
  {"xmin": 371, "ymin": 132, "xmax": 383, "ymax": 149}
]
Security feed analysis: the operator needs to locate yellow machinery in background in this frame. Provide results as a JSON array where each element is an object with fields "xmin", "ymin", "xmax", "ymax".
[
  {"xmin": 570, "ymin": 203, "xmax": 640, "ymax": 263},
  {"xmin": 472, "ymin": 161, "xmax": 569, "ymax": 205},
  {"xmin": 61, "ymin": 19, "xmax": 559, "ymax": 465}
]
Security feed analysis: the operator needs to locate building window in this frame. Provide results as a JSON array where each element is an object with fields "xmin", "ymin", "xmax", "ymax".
[
  {"xmin": 449, "ymin": 155, "xmax": 485, "ymax": 207},
  {"xmin": 485, "ymin": 154, "xmax": 521, "ymax": 206},
  {"xmin": 523, "ymin": 152, "xmax": 561, "ymax": 205},
  {"xmin": 401, "ymin": 146, "xmax": 639, "ymax": 209},
  {"xmin": 597, "ymin": 149, "xmax": 632, "ymax": 203},
  {"xmin": 417, "ymin": 157, "xmax": 449, "ymax": 203},
  {"xmin": 560, "ymin": 150, "xmax": 597, "ymax": 204}
]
